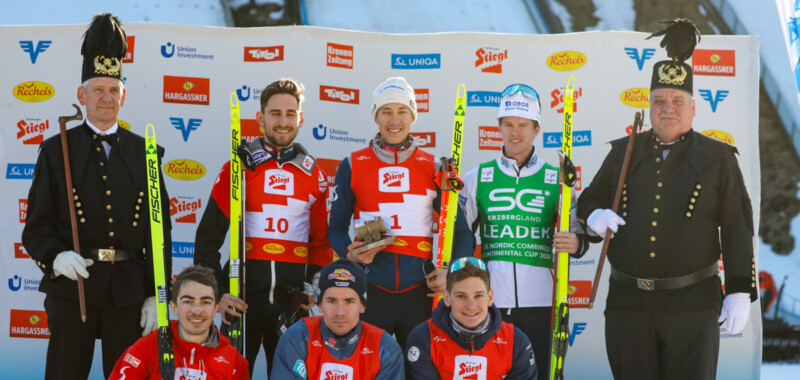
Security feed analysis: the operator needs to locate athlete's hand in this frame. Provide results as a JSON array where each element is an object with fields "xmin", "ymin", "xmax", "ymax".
[
  {"xmin": 553, "ymin": 232, "xmax": 578, "ymax": 254},
  {"xmin": 346, "ymin": 241, "xmax": 385, "ymax": 264},
  {"xmin": 426, "ymin": 268, "xmax": 448, "ymax": 298},
  {"xmin": 219, "ymin": 293, "xmax": 247, "ymax": 325}
]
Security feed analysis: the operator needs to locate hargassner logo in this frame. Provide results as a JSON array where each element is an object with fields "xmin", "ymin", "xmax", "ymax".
[
  {"xmin": 466, "ymin": 91, "xmax": 501, "ymax": 107},
  {"xmin": 244, "ymin": 46, "xmax": 284, "ymax": 62},
  {"xmin": 9, "ymin": 310, "xmax": 50, "ymax": 339},
  {"xmin": 163, "ymin": 76, "xmax": 210, "ymax": 105},
  {"xmin": 391, "ymin": 53, "xmax": 441, "ymax": 69},
  {"xmin": 624, "ymin": 47, "xmax": 655, "ymax": 71},
  {"xmin": 692, "ymin": 49, "xmax": 735, "ymax": 76},
  {"xmin": 19, "ymin": 40, "xmax": 51, "ymax": 63},
  {"xmin": 160, "ymin": 42, "xmax": 214, "ymax": 60},
  {"xmin": 699, "ymin": 89, "xmax": 729, "ymax": 113},
  {"xmin": 169, "ymin": 117, "xmax": 202, "ymax": 141},
  {"xmin": 543, "ymin": 131, "xmax": 591, "ymax": 148}
]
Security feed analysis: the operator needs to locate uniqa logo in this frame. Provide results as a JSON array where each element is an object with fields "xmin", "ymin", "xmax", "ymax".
[
  {"xmin": 546, "ymin": 51, "xmax": 587, "ymax": 72},
  {"xmin": 13, "ymin": 81, "xmax": 54, "ymax": 102},
  {"xmin": 700, "ymin": 130, "xmax": 735, "ymax": 145},
  {"xmin": 620, "ymin": 88, "xmax": 650, "ymax": 108},
  {"xmin": 164, "ymin": 159, "xmax": 206, "ymax": 180}
]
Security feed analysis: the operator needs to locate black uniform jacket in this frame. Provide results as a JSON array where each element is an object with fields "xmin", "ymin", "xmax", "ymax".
[
  {"xmin": 578, "ymin": 129, "xmax": 757, "ymax": 311},
  {"xmin": 23, "ymin": 122, "xmax": 172, "ymax": 309}
]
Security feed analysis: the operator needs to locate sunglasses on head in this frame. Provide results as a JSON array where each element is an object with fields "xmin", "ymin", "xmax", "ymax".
[
  {"xmin": 501, "ymin": 84, "xmax": 540, "ymax": 101},
  {"xmin": 449, "ymin": 257, "xmax": 487, "ymax": 274}
]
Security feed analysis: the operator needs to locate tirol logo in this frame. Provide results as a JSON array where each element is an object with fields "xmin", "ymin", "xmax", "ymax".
[
  {"xmin": 164, "ymin": 159, "xmax": 206, "ymax": 181},
  {"xmin": 172, "ymin": 241, "xmax": 195, "ymax": 258},
  {"xmin": 620, "ymin": 88, "xmax": 650, "ymax": 108},
  {"xmin": 241, "ymin": 119, "xmax": 262, "ymax": 145},
  {"xmin": 550, "ymin": 87, "xmax": 583, "ymax": 114},
  {"xmin": 170, "ymin": 196, "xmax": 202, "ymax": 223},
  {"xmin": 9, "ymin": 309, "xmax": 50, "ymax": 339},
  {"xmin": 163, "ymin": 75, "xmax": 210, "ymax": 105},
  {"xmin": 547, "ymin": 50, "xmax": 587, "ymax": 72},
  {"xmin": 543, "ymin": 131, "xmax": 592, "ymax": 148},
  {"xmin": 312, "ymin": 124, "xmax": 368, "ymax": 144},
  {"xmin": 415, "ymin": 88, "xmax": 429, "ymax": 112},
  {"xmin": 478, "ymin": 126, "xmax": 502, "ymax": 151},
  {"xmin": 160, "ymin": 42, "xmax": 214, "ymax": 60},
  {"xmin": 327, "ymin": 43, "xmax": 353, "ymax": 69},
  {"xmin": 624, "ymin": 47, "xmax": 655, "ymax": 71},
  {"xmin": 568, "ymin": 280, "xmax": 591, "ymax": 308},
  {"xmin": 391, "ymin": 53, "xmax": 441, "ymax": 69},
  {"xmin": 701, "ymin": 130, "xmax": 735, "ymax": 145},
  {"xmin": 699, "ymin": 89, "xmax": 729, "ymax": 113},
  {"xmin": 15, "ymin": 243, "xmax": 29, "ymax": 259},
  {"xmin": 17, "ymin": 118, "xmax": 50, "ymax": 145},
  {"xmin": 19, "ymin": 40, "xmax": 51, "ymax": 63},
  {"xmin": 123, "ymin": 35, "xmax": 135, "ymax": 63},
  {"xmin": 466, "ymin": 91, "xmax": 502, "ymax": 107},
  {"xmin": 454, "ymin": 355, "xmax": 487, "ymax": 379},
  {"xmin": 264, "ymin": 169, "xmax": 295, "ymax": 196},
  {"xmin": 244, "ymin": 45, "xmax": 284, "ymax": 62},
  {"xmin": 692, "ymin": 49, "xmax": 735, "ymax": 76},
  {"xmin": 13, "ymin": 81, "xmax": 54, "ymax": 103},
  {"xmin": 19, "ymin": 199, "xmax": 27, "ymax": 223},
  {"xmin": 320, "ymin": 85, "xmax": 359, "ymax": 104},
  {"xmin": 6, "ymin": 163, "xmax": 35, "ymax": 180},
  {"xmin": 169, "ymin": 117, "xmax": 202, "ymax": 141},
  {"xmin": 475, "ymin": 47, "xmax": 507, "ymax": 73},
  {"xmin": 378, "ymin": 167, "xmax": 410, "ymax": 193},
  {"xmin": 413, "ymin": 132, "xmax": 436, "ymax": 148}
]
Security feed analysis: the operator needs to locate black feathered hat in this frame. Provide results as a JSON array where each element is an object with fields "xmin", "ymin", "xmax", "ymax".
[
  {"xmin": 81, "ymin": 13, "xmax": 127, "ymax": 82},
  {"xmin": 646, "ymin": 18, "xmax": 701, "ymax": 95}
]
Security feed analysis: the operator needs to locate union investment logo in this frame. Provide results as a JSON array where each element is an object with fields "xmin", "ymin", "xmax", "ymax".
[{"xmin": 19, "ymin": 40, "xmax": 51, "ymax": 64}]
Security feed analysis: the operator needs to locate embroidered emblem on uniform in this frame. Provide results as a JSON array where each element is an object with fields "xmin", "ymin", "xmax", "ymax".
[
  {"xmin": 544, "ymin": 169, "xmax": 558, "ymax": 185},
  {"xmin": 311, "ymin": 340, "xmax": 322, "ymax": 347},
  {"xmin": 303, "ymin": 156, "xmax": 314, "ymax": 170},
  {"xmin": 293, "ymin": 360, "xmax": 307, "ymax": 379},
  {"xmin": 355, "ymin": 155, "xmax": 370, "ymax": 161},
  {"xmin": 407, "ymin": 346, "xmax": 420, "ymax": 362},
  {"xmin": 123, "ymin": 353, "xmax": 141, "ymax": 368},
  {"xmin": 213, "ymin": 356, "xmax": 230, "ymax": 364},
  {"xmin": 361, "ymin": 347, "xmax": 374, "ymax": 354},
  {"xmin": 93, "ymin": 55, "xmax": 121, "ymax": 75},
  {"xmin": 657, "ymin": 62, "xmax": 688, "ymax": 86},
  {"xmin": 480, "ymin": 167, "xmax": 494, "ymax": 182}
]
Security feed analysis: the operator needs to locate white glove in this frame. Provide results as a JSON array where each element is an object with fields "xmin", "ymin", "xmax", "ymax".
[
  {"xmin": 718, "ymin": 292, "xmax": 751, "ymax": 334},
  {"xmin": 140, "ymin": 296, "xmax": 158, "ymax": 336},
  {"xmin": 587, "ymin": 209, "xmax": 626, "ymax": 238},
  {"xmin": 52, "ymin": 251, "xmax": 94, "ymax": 281}
]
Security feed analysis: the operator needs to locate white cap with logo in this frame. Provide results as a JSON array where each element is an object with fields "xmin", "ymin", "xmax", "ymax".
[
  {"xmin": 371, "ymin": 77, "xmax": 417, "ymax": 125},
  {"xmin": 497, "ymin": 93, "xmax": 541, "ymax": 123}
]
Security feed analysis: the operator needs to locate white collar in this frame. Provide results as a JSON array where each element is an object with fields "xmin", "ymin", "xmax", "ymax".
[{"xmin": 85, "ymin": 119, "xmax": 119, "ymax": 135}]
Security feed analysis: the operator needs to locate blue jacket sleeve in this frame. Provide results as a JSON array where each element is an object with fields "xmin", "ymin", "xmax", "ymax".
[
  {"xmin": 450, "ymin": 204, "xmax": 475, "ymax": 261},
  {"xmin": 328, "ymin": 158, "xmax": 355, "ymax": 256},
  {"xmin": 404, "ymin": 322, "xmax": 439, "ymax": 380},
  {"xmin": 506, "ymin": 327, "xmax": 537, "ymax": 379},
  {"xmin": 375, "ymin": 331, "xmax": 406, "ymax": 380},
  {"xmin": 270, "ymin": 320, "xmax": 310, "ymax": 380}
]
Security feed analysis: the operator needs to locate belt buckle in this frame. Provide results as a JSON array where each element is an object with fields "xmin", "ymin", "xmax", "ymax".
[
  {"xmin": 636, "ymin": 278, "xmax": 654, "ymax": 291},
  {"xmin": 98, "ymin": 249, "xmax": 115, "ymax": 263}
]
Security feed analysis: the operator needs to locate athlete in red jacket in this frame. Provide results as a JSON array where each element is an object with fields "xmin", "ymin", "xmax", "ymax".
[{"xmin": 109, "ymin": 265, "xmax": 249, "ymax": 379}]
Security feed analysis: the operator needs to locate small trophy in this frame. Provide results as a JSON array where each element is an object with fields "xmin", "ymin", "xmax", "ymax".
[{"xmin": 351, "ymin": 216, "xmax": 397, "ymax": 255}]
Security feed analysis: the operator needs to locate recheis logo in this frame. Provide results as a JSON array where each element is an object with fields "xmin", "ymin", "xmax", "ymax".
[
  {"xmin": 692, "ymin": 49, "xmax": 735, "ymax": 77},
  {"xmin": 8, "ymin": 274, "xmax": 39, "ymax": 292},
  {"xmin": 123, "ymin": 35, "xmax": 135, "ymax": 63},
  {"xmin": 466, "ymin": 91, "xmax": 502, "ymax": 107},
  {"xmin": 241, "ymin": 119, "xmax": 262, "ymax": 145},
  {"xmin": 9, "ymin": 309, "xmax": 49, "ymax": 339},
  {"xmin": 13, "ymin": 81, "xmax": 54, "ymax": 103},
  {"xmin": 624, "ymin": 47, "xmax": 655, "ymax": 71},
  {"xmin": 379, "ymin": 167, "xmax": 410, "ymax": 193},
  {"xmin": 568, "ymin": 280, "xmax": 591, "ymax": 308},
  {"xmin": 413, "ymin": 132, "xmax": 436, "ymax": 148},
  {"xmin": 327, "ymin": 43, "xmax": 353, "ymax": 69},
  {"xmin": 172, "ymin": 241, "xmax": 195, "ymax": 258},
  {"xmin": 620, "ymin": 87, "xmax": 650, "ymax": 108},
  {"xmin": 170, "ymin": 196, "xmax": 202, "ymax": 223},
  {"xmin": 14, "ymin": 243, "xmax": 29, "ymax": 259},
  {"xmin": 698, "ymin": 89, "xmax": 729, "ymax": 113},
  {"xmin": 6, "ymin": 163, "xmax": 35, "ymax": 180},
  {"xmin": 264, "ymin": 169, "xmax": 295, "ymax": 196},
  {"xmin": 546, "ymin": 50, "xmax": 587, "ymax": 72},
  {"xmin": 475, "ymin": 47, "xmax": 507, "ymax": 73},
  {"xmin": 701, "ymin": 129, "xmax": 735, "ymax": 145},
  {"xmin": 160, "ymin": 41, "xmax": 214, "ymax": 60},
  {"xmin": 478, "ymin": 126, "xmax": 502, "ymax": 151},
  {"xmin": 320, "ymin": 85, "xmax": 359, "ymax": 104},
  {"xmin": 415, "ymin": 88, "xmax": 429, "ymax": 112},
  {"xmin": 19, "ymin": 40, "xmax": 51, "ymax": 63},
  {"xmin": 17, "ymin": 118, "xmax": 50, "ymax": 145},
  {"xmin": 550, "ymin": 87, "xmax": 583, "ymax": 114},
  {"xmin": 312, "ymin": 124, "xmax": 368, "ymax": 144},
  {"xmin": 169, "ymin": 117, "xmax": 202, "ymax": 141},
  {"xmin": 19, "ymin": 199, "xmax": 27, "ymax": 223},
  {"xmin": 163, "ymin": 75, "xmax": 210, "ymax": 105},
  {"xmin": 543, "ymin": 131, "xmax": 591, "ymax": 148},
  {"xmin": 164, "ymin": 159, "xmax": 206, "ymax": 181},
  {"xmin": 244, "ymin": 45, "xmax": 284, "ymax": 62},
  {"xmin": 391, "ymin": 53, "xmax": 441, "ymax": 69}
]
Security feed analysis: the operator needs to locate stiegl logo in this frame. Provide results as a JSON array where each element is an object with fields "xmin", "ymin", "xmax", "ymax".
[
  {"xmin": 378, "ymin": 167, "xmax": 410, "ymax": 193},
  {"xmin": 170, "ymin": 196, "xmax": 202, "ymax": 223},
  {"xmin": 475, "ymin": 47, "xmax": 507, "ymax": 73},
  {"xmin": 264, "ymin": 169, "xmax": 295, "ymax": 196},
  {"xmin": 550, "ymin": 87, "xmax": 583, "ymax": 114},
  {"xmin": 17, "ymin": 119, "xmax": 50, "ymax": 145}
]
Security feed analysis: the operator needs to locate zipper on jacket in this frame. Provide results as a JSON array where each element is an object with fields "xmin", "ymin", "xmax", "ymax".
[
  {"xmin": 513, "ymin": 262, "xmax": 519, "ymax": 309},
  {"xmin": 269, "ymin": 260, "xmax": 276, "ymax": 303}
]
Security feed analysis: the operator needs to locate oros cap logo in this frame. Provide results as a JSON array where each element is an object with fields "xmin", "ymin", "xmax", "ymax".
[
  {"xmin": 13, "ymin": 81, "xmax": 54, "ymax": 103},
  {"xmin": 164, "ymin": 159, "xmax": 206, "ymax": 181},
  {"xmin": 328, "ymin": 269, "xmax": 355, "ymax": 282},
  {"xmin": 546, "ymin": 51, "xmax": 587, "ymax": 72},
  {"xmin": 620, "ymin": 88, "xmax": 650, "ymax": 108},
  {"xmin": 701, "ymin": 130, "xmax": 735, "ymax": 145}
]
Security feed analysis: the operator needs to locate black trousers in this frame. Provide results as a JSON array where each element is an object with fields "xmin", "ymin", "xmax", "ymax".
[
  {"xmin": 361, "ymin": 284, "xmax": 432, "ymax": 350},
  {"xmin": 605, "ymin": 308, "xmax": 720, "ymax": 380},
  {"xmin": 499, "ymin": 306, "xmax": 551, "ymax": 380},
  {"xmin": 44, "ymin": 295, "xmax": 142, "ymax": 380}
]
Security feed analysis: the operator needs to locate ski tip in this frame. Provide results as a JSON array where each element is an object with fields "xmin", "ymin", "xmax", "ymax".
[
  {"xmin": 230, "ymin": 92, "xmax": 239, "ymax": 107},
  {"xmin": 145, "ymin": 123, "xmax": 155, "ymax": 139},
  {"xmin": 565, "ymin": 76, "xmax": 575, "ymax": 92},
  {"xmin": 456, "ymin": 83, "xmax": 466, "ymax": 98}
]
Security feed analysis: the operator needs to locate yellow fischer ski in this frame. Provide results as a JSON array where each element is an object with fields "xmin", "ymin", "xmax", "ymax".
[{"xmin": 229, "ymin": 93, "xmax": 245, "ymax": 353}]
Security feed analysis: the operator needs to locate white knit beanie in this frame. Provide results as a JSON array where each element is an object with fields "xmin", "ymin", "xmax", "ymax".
[{"xmin": 371, "ymin": 77, "xmax": 417, "ymax": 124}]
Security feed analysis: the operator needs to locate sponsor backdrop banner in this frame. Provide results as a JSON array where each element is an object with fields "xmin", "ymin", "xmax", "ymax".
[{"xmin": 0, "ymin": 24, "xmax": 760, "ymax": 379}]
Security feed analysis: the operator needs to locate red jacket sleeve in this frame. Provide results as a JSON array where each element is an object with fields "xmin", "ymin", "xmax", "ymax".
[
  {"xmin": 232, "ymin": 350, "xmax": 251, "ymax": 380},
  {"xmin": 211, "ymin": 161, "xmax": 232, "ymax": 219},
  {"xmin": 308, "ymin": 165, "xmax": 333, "ymax": 267},
  {"xmin": 108, "ymin": 333, "xmax": 157, "ymax": 380}
]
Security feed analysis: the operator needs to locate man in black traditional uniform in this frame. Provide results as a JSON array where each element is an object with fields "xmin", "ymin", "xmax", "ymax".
[
  {"xmin": 22, "ymin": 13, "xmax": 172, "ymax": 379},
  {"xmin": 577, "ymin": 19, "xmax": 757, "ymax": 380}
]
